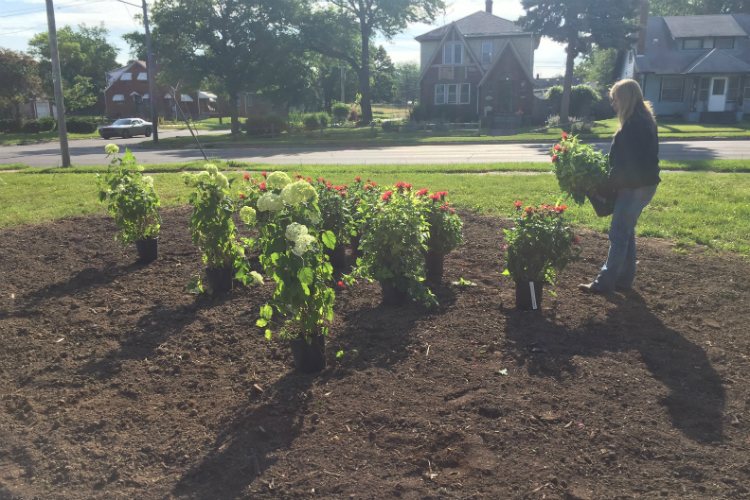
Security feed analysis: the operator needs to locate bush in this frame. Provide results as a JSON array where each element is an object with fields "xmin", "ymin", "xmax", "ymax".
[
  {"xmin": 66, "ymin": 116, "xmax": 100, "ymax": 134},
  {"xmin": 545, "ymin": 85, "xmax": 601, "ymax": 119},
  {"xmin": 546, "ymin": 115, "xmax": 561, "ymax": 128},
  {"xmin": 245, "ymin": 113, "xmax": 287, "ymax": 137},
  {"xmin": 408, "ymin": 103, "xmax": 478, "ymax": 123},
  {"xmin": 317, "ymin": 112, "xmax": 329, "ymax": 128},
  {"xmin": 303, "ymin": 113, "xmax": 320, "ymax": 131},
  {"xmin": 0, "ymin": 119, "xmax": 22, "ymax": 134},
  {"xmin": 332, "ymin": 102, "xmax": 350, "ymax": 123},
  {"xmin": 347, "ymin": 109, "xmax": 358, "ymax": 122},
  {"xmin": 381, "ymin": 121, "xmax": 401, "ymax": 132},
  {"xmin": 39, "ymin": 116, "xmax": 56, "ymax": 132},
  {"xmin": 21, "ymin": 120, "xmax": 41, "ymax": 134}
]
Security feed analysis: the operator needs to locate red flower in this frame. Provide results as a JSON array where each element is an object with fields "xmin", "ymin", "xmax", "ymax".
[
  {"xmin": 239, "ymin": 193, "xmax": 245, "ymax": 199},
  {"xmin": 562, "ymin": 132, "xmax": 568, "ymax": 139},
  {"xmin": 405, "ymin": 183, "xmax": 412, "ymax": 190},
  {"xmin": 554, "ymin": 144, "xmax": 561, "ymax": 151},
  {"xmin": 551, "ymin": 155, "xmax": 558, "ymax": 162},
  {"xmin": 243, "ymin": 173, "xmax": 250, "ymax": 180},
  {"xmin": 560, "ymin": 204, "xmax": 567, "ymax": 211},
  {"xmin": 416, "ymin": 188, "xmax": 429, "ymax": 196},
  {"xmin": 514, "ymin": 200, "xmax": 523, "ymax": 208},
  {"xmin": 317, "ymin": 177, "xmax": 325, "ymax": 183},
  {"xmin": 573, "ymin": 236, "xmax": 580, "ymax": 245},
  {"xmin": 525, "ymin": 206, "xmax": 532, "ymax": 213},
  {"xmin": 364, "ymin": 185, "xmax": 371, "ymax": 190},
  {"xmin": 259, "ymin": 181, "xmax": 266, "ymax": 191},
  {"xmin": 337, "ymin": 281, "xmax": 345, "ymax": 288},
  {"xmin": 326, "ymin": 181, "xmax": 332, "ymax": 189},
  {"xmin": 295, "ymin": 172, "xmax": 301, "ymax": 179},
  {"xmin": 450, "ymin": 208, "xmax": 455, "ymax": 214},
  {"xmin": 370, "ymin": 182, "xmax": 377, "ymax": 187},
  {"xmin": 355, "ymin": 176, "xmax": 361, "ymax": 182},
  {"xmin": 339, "ymin": 191, "xmax": 347, "ymax": 197},
  {"xmin": 381, "ymin": 190, "xmax": 393, "ymax": 201},
  {"xmin": 562, "ymin": 146, "xmax": 567, "ymax": 152},
  {"xmin": 307, "ymin": 176, "xmax": 312, "ymax": 183},
  {"xmin": 261, "ymin": 171, "xmax": 267, "ymax": 178}
]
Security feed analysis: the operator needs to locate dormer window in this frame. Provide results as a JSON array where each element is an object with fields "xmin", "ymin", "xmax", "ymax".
[
  {"xmin": 443, "ymin": 43, "xmax": 463, "ymax": 65},
  {"xmin": 683, "ymin": 37, "xmax": 735, "ymax": 49},
  {"xmin": 683, "ymin": 38, "xmax": 702, "ymax": 49},
  {"xmin": 715, "ymin": 37, "xmax": 734, "ymax": 49}
]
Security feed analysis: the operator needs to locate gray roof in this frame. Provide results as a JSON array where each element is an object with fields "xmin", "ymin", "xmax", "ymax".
[
  {"xmin": 635, "ymin": 14, "xmax": 750, "ymax": 75},
  {"xmin": 415, "ymin": 11, "xmax": 526, "ymax": 41},
  {"xmin": 663, "ymin": 15, "xmax": 747, "ymax": 38}
]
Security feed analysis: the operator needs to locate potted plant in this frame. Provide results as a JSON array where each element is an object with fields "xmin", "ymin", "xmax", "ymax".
[
  {"xmin": 347, "ymin": 177, "xmax": 380, "ymax": 258},
  {"xmin": 183, "ymin": 165, "xmax": 247, "ymax": 293},
  {"xmin": 418, "ymin": 188, "xmax": 464, "ymax": 282},
  {"xmin": 503, "ymin": 202, "xmax": 581, "ymax": 310},
  {"xmin": 245, "ymin": 174, "xmax": 336, "ymax": 374},
  {"xmin": 349, "ymin": 184, "xmax": 437, "ymax": 307},
  {"xmin": 551, "ymin": 133, "xmax": 613, "ymax": 217},
  {"xmin": 97, "ymin": 145, "xmax": 161, "ymax": 264},
  {"xmin": 313, "ymin": 177, "xmax": 352, "ymax": 269}
]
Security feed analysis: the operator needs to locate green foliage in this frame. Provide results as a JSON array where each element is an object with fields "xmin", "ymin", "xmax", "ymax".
[
  {"xmin": 370, "ymin": 45, "xmax": 396, "ymax": 103},
  {"xmin": 303, "ymin": 113, "xmax": 320, "ymax": 131},
  {"xmin": 0, "ymin": 48, "xmax": 42, "ymax": 123},
  {"xmin": 504, "ymin": 203, "xmax": 581, "ymax": 284},
  {"xmin": 419, "ymin": 189, "xmax": 464, "ymax": 254},
  {"xmin": 394, "ymin": 62, "xmax": 420, "ymax": 104},
  {"xmin": 331, "ymin": 101, "xmax": 351, "ymax": 123},
  {"xmin": 245, "ymin": 113, "xmax": 288, "ymax": 136},
  {"xmin": 546, "ymin": 85, "xmax": 601, "ymax": 118},
  {"xmin": 551, "ymin": 133, "xmax": 609, "ymax": 205},
  {"xmin": 63, "ymin": 76, "xmax": 98, "ymax": 114},
  {"xmin": 242, "ymin": 173, "xmax": 336, "ymax": 341},
  {"xmin": 96, "ymin": 146, "xmax": 161, "ymax": 245},
  {"xmin": 574, "ymin": 47, "xmax": 619, "ymax": 91},
  {"xmin": 313, "ymin": 177, "xmax": 352, "ymax": 244},
  {"xmin": 350, "ymin": 184, "xmax": 437, "ymax": 307},
  {"xmin": 183, "ymin": 165, "xmax": 243, "ymax": 270},
  {"xmin": 20, "ymin": 120, "xmax": 41, "ymax": 134},
  {"xmin": 345, "ymin": 176, "xmax": 380, "ymax": 238},
  {"xmin": 65, "ymin": 116, "xmax": 101, "ymax": 134},
  {"xmin": 39, "ymin": 116, "xmax": 56, "ymax": 132}
]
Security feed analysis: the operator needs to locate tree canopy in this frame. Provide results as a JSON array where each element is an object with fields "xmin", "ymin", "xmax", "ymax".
[
  {"xmin": 0, "ymin": 48, "xmax": 42, "ymax": 122},
  {"xmin": 394, "ymin": 62, "xmax": 420, "ymax": 104},
  {"xmin": 650, "ymin": 0, "xmax": 750, "ymax": 15}
]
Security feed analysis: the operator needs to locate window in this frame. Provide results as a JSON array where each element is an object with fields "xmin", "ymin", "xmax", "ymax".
[
  {"xmin": 712, "ymin": 78, "xmax": 726, "ymax": 96},
  {"xmin": 246, "ymin": 94, "xmax": 253, "ymax": 106},
  {"xmin": 745, "ymin": 78, "xmax": 750, "ymax": 99},
  {"xmin": 435, "ymin": 84, "xmax": 470, "ymax": 105},
  {"xmin": 727, "ymin": 76, "xmax": 740, "ymax": 103},
  {"xmin": 703, "ymin": 38, "xmax": 714, "ymax": 49},
  {"xmin": 715, "ymin": 38, "xmax": 734, "ymax": 49},
  {"xmin": 660, "ymin": 76, "xmax": 684, "ymax": 102},
  {"xmin": 443, "ymin": 43, "xmax": 462, "ymax": 65},
  {"xmin": 482, "ymin": 42, "xmax": 492, "ymax": 63},
  {"xmin": 683, "ymin": 38, "xmax": 702, "ymax": 49},
  {"xmin": 698, "ymin": 76, "xmax": 711, "ymax": 102}
]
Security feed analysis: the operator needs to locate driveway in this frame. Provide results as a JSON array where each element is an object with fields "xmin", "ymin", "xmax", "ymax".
[{"xmin": 3, "ymin": 135, "xmax": 750, "ymax": 167}]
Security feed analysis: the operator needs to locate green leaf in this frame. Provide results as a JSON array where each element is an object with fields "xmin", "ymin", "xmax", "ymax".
[
  {"xmin": 260, "ymin": 304, "xmax": 273, "ymax": 321},
  {"xmin": 501, "ymin": 269, "xmax": 510, "ymax": 276},
  {"xmin": 297, "ymin": 267, "xmax": 313, "ymax": 285},
  {"xmin": 322, "ymin": 230, "xmax": 336, "ymax": 250},
  {"xmin": 336, "ymin": 350, "xmax": 344, "ymax": 358},
  {"xmin": 498, "ymin": 368, "xmax": 509, "ymax": 376},
  {"xmin": 256, "ymin": 319, "xmax": 268, "ymax": 328},
  {"xmin": 265, "ymin": 330, "xmax": 273, "ymax": 340}
]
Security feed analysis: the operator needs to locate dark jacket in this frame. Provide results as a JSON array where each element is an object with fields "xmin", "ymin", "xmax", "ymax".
[{"xmin": 601, "ymin": 105, "xmax": 661, "ymax": 192}]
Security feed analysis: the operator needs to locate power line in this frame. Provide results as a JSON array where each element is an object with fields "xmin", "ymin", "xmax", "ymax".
[{"xmin": 0, "ymin": 0, "xmax": 106, "ymax": 18}]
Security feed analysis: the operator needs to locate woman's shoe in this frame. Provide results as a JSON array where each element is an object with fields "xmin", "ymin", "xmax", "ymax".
[{"xmin": 578, "ymin": 283, "xmax": 605, "ymax": 294}]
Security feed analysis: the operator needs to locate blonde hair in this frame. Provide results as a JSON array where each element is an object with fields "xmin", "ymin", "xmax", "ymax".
[{"xmin": 610, "ymin": 79, "xmax": 655, "ymax": 127}]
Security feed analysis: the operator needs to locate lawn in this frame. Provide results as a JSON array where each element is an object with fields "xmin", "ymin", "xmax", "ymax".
[
  {"xmin": 0, "ymin": 130, "xmax": 100, "ymax": 146},
  {"xmin": 159, "ymin": 117, "xmax": 233, "ymax": 131},
  {"xmin": 2, "ymin": 166, "xmax": 749, "ymax": 254}
]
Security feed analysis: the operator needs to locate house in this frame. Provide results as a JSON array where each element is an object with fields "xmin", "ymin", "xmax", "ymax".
[
  {"xmin": 618, "ymin": 12, "xmax": 750, "ymax": 122},
  {"xmin": 414, "ymin": 0, "xmax": 540, "ymax": 123}
]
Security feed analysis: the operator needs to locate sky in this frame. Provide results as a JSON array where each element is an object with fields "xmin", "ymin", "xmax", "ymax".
[{"xmin": 0, "ymin": 0, "xmax": 569, "ymax": 78}]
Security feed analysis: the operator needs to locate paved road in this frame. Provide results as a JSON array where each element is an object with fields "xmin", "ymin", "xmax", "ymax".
[{"xmin": 3, "ymin": 134, "xmax": 750, "ymax": 167}]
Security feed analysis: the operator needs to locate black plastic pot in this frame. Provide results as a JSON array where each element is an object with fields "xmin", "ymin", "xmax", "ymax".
[
  {"xmin": 381, "ymin": 283, "xmax": 410, "ymax": 306},
  {"xmin": 425, "ymin": 251, "xmax": 444, "ymax": 282},
  {"xmin": 587, "ymin": 193, "xmax": 615, "ymax": 218},
  {"xmin": 515, "ymin": 281, "xmax": 545, "ymax": 311},
  {"xmin": 350, "ymin": 235, "xmax": 363, "ymax": 258},
  {"xmin": 135, "ymin": 237, "xmax": 158, "ymax": 264},
  {"xmin": 326, "ymin": 244, "xmax": 347, "ymax": 269},
  {"xmin": 205, "ymin": 266, "xmax": 233, "ymax": 293},
  {"xmin": 289, "ymin": 335, "xmax": 326, "ymax": 373}
]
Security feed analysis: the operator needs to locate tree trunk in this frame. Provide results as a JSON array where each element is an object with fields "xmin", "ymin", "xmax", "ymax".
[
  {"xmin": 560, "ymin": 38, "xmax": 578, "ymax": 127},
  {"xmin": 359, "ymin": 26, "xmax": 373, "ymax": 122},
  {"xmin": 228, "ymin": 89, "xmax": 240, "ymax": 135}
]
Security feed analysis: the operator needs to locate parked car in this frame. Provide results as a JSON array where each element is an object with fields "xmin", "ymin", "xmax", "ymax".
[{"xmin": 99, "ymin": 119, "xmax": 153, "ymax": 139}]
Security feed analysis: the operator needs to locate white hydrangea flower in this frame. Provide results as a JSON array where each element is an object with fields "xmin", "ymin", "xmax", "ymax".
[
  {"xmin": 240, "ymin": 206, "xmax": 257, "ymax": 225},
  {"xmin": 182, "ymin": 172, "xmax": 197, "ymax": 187},
  {"xmin": 142, "ymin": 176, "xmax": 154, "ymax": 187},
  {"xmin": 257, "ymin": 193, "xmax": 283, "ymax": 212},
  {"xmin": 105, "ymin": 144, "xmax": 119, "ymax": 155},
  {"xmin": 281, "ymin": 180, "xmax": 317, "ymax": 206},
  {"xmin": 308, "ymin": 213, "xmax": 321, "ymax": 225},
  {"xmin": 285, "ymin": 222, "xmax": 309, "ymax": 242},
  {"xmin": 205, "ymin": 164, "xmax": 219, "ymax": 176},
  {"xmin": 216, "ymin": 172, "xmax": 229, "ymax": 190},
  {"xmin": 116, "ymin": 184, "xmax": 126, "ymax": 193},
  {"xmin": 249, "ymin": 271, "xmax": 264, "ymax": 287},
  {"xmin": 266, "ymin": 171, "xmax": 292, "ymax": 189},
  {"xmin": 197, "ymin": 171, "xmax": 211, "ymax": 184},
  {"xmin": 292, "ymin": 234, "xmax": 316, "ymax": 256},
  {"xmin": 136, "ymin": 165, "xmax": 145, "ymax": 172}
]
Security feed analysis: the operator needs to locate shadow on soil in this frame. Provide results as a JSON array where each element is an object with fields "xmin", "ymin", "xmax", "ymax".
[
  {"xmin": 504, "ymin": 291, "xmax": 725, "ymax": 445},
  {"xmin": 171, "ymin": 286, "xmax": 456, "ymax": 499}
]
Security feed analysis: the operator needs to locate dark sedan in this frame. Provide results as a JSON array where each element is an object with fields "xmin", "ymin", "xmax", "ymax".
[{"xmin": 99, "ymin": 119, "xmax": 153, "ymax": 139}]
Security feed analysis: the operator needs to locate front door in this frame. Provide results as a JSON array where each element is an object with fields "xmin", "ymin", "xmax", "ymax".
[
  {"xmin": 498, "ymin": 81, "xmax": 513, "ymax": 114},
  {"xmin": 708, "ymin": 77, "xmax": 727, "ymax": 112}
]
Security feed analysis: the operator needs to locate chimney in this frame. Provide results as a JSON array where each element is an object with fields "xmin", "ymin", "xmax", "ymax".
[
  {"xmin": 486, "ymin": 0, "xmax": 493, "ymax": 14},
  {"xmin": 636, "ymin": 1, "xmax": 649, "ymax": 55}
]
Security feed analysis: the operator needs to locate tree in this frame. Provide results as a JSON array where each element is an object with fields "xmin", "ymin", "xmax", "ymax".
[
  {"xmin": 0, "ymin": 48, "xmax": 42, "ymax": 123},
  {"xmin": 650, "ymin": 0, "xmax": 750, "ymax": 15},
  {"xmin": 370, "ymin": 45, "xmax": 396, "ymax": 103},
  {"xmin": 394, "ymin": 62, "xmax": 420, "ymax": 104},
  {"xmin": 519, "ymin": 0, "xmax": 640, "ymax": 125},
  {"xmin": 64, "ymin": 76, "xmax": 98, "ymax": 115},
  {"xmin": 574, "ymin": 46, "xmax": 618, "ymax": 90},
  {"xmin": 122, "ymin": 31, "xmax": 148, "ymax": 63},
  {"xmin": 28, "ymin": 24, "xmax": 119, "ymax": 98},
  {"xmin": 300, "ymin": 0, "xmax": 444, "ymax": 122},
  {"xmin": 151, "ymin": 0, "xmax": 305, "ymax": 134}
]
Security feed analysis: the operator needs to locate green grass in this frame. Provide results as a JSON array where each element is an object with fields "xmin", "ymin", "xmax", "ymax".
[
  {"xmin": 0, "ymin": 130, "xmax": 100, "ymax": 145},
  {"xmin": 2, "ymin": 166, "xmax": 749, "ymax": 254},
  {"xmin": 159, "ymin": 117, "xmax": 233, "ymax": 131}
]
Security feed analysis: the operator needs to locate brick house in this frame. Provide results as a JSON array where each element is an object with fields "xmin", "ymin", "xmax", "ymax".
[{"xmin": 415, "ymin": 0, "xmax": 539, "ymax": 122}]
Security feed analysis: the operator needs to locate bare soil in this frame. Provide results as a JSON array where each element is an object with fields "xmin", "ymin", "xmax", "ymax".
[{"xmin": 1, "ymin": 208, "xmax": 749, "ymax": 500}]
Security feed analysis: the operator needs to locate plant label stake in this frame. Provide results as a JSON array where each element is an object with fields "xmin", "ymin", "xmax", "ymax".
[{"xmin": 529, "ymin": 282, "xmax": 537, "ymax": 310}]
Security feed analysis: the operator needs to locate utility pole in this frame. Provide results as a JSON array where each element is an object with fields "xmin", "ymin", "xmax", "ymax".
[
  {"xmin": 142, "ymin": 0, "xmax": 158, "ymax": 143},
  {"xmin": 45, "ymin": 0, "xmax": 70, "ymax": 168},
  {"xmin": 340, "ymin": 60, "xmax": 346, "ymax": 103}
]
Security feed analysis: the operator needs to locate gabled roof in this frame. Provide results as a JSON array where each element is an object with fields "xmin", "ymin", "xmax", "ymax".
[
  {"xmin": 663, "ymin": 15, "xmax": 746, "ymax": 38},
  {"xmin": 478, "ymin": 39, "xmax": 534, "ymax": 87},
  {"xmin": 417, "ymin": 22, "xmax": 486, "ymax": 83},
  {"xmin": 684, "ymin": 48, "xmax": 750, "ymax": 74},
  {"xmin": 415, "ymin": 11, "xmax": 527, "ymax": 41}
]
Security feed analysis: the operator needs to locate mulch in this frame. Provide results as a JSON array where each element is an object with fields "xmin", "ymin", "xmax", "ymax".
[{"xmin": 1, "ymin": 207, "xmax": 749, "ymax": 500}]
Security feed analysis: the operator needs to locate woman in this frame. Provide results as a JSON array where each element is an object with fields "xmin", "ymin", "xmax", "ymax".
[{"xmin": 579, "ymin": 79, "xmax": 660, "ymax": 294}]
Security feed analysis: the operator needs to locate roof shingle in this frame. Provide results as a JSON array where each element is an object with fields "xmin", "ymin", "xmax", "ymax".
[{"xmin": 415, "ymin": 11, "xmax": 526, "ymax": 40}]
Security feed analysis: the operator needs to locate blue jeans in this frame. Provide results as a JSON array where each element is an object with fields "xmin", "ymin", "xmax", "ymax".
[{"xmin": 593, "ymin": 184, "xmax": 658, "ymax": 292}]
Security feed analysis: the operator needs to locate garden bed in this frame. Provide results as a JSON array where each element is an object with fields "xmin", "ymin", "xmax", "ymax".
[{"xmin": 1, "ymin": 208, "xmax": 749, "ymax": 500}]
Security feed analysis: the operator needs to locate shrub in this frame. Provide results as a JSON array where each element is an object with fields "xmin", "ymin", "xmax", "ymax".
[
  {"xmin": 418, "ymin": 190, "xmax": 463, "ymax": 254},
  {"xmin": 546, "ymin": 115, "xmax": 561, "ymax": 128},
  {"xmin": 0, "ymin": 119, "xmax": 22, "ymax": 134},
  {"xmin": 503, "ymin": 203, "xmax": 581, "ymax": 284},
  {"xmin": 313, "ymin": 177, "xmax": 352, "ymax": 246},
  {"xmin": 550, "ymin": 133, "xmax": 609, "ymax": 205},
  {"xmin": 545, "ymin": 85, "xmax": 601, "ymax": 119},
  {"xmin": 303, "ymin": 113, "xmax": 321, "ymax": 131},
  {"xmin": 347, "ymin": 109, "xmax": 358, "ymax": 122},
  {"xmin": 381, "ymin": 120, "xmax": 402, "ymax": 132},
  {"xmin": 20, "ymin": 120, "xmax": 41, "ymax": 134},
  {"xmin": 332, "ymin": 102, "xmax": 350, "ymax": 123},
  {"xmin": 346, "ymin": 177, "xmax": 380, "ymax": 238},
  {"xmin": 39, "ymin": 116, "xmax": 56, "ymax": 132},
  {"xmin": 245, "ymin": 113, "xmax": 287, "ymax": 137},
  {"xmin": 66, "ymin": 116, "xmax": 100, "ymax": 134},
  {"xmin": 96, "ymin": 145, "xmax": 161, "ymax": 245},
  {"xmin": 317, "ymin": 112, "xmax": 329, "ymax": 128},
  {"xmin": 408, "ymin": 103, "xmax": 478, "ymax": 123}
]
